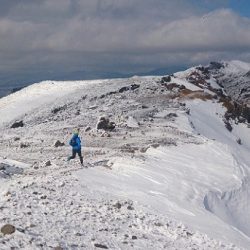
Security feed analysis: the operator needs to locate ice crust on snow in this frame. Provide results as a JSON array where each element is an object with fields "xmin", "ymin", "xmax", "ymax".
[{"xmin": 0, "ymin": 61, "xmax": 250, "ymax": 249}]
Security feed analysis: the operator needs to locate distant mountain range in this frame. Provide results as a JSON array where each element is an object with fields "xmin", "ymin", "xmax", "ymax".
[{"xmin": 0, "ymin": 65, "xmax": 186, "ymax": 98}]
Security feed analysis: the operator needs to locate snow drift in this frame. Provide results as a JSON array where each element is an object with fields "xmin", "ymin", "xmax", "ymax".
[{"xmin": 0, "ymin": 60, "xmax": 250, "ymax": 249}]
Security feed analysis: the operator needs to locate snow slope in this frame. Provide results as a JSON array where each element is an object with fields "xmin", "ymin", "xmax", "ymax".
[{"xmin": 0, "ymin": 62, "xmax": 250, "ymax": 249}]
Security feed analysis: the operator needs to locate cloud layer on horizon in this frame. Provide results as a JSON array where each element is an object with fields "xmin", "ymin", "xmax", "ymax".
[{"xmin": 0, "ymin": 0, "xmax": 250, "ymax": 76}]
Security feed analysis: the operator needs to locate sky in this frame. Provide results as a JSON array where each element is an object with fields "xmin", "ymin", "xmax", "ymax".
[{"xmin": 0, "ymin": 0, "xmax": 250, "ymax": 85}]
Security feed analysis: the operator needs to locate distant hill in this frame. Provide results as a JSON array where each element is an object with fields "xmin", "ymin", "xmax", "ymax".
[{"xmin": 0, "ymin": 65, "xmax": 186, "ymax": 98}]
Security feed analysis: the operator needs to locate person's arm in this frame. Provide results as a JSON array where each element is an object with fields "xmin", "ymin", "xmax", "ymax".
[{"xmin": 76, "ymin": 137, "xmax": 81, "ymax": 147}]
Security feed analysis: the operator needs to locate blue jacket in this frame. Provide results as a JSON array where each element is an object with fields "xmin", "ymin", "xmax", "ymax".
[{"xmin": 69, "ymin": 134, "xmax": 81, "ymax": 151}]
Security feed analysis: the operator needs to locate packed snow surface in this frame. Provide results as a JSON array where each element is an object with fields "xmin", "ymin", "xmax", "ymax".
[{"xmin": 0, "ymin": 62, "xmax": 250, "ymax": 249}]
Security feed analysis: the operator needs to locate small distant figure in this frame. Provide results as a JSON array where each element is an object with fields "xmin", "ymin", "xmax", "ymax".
[{"xmin": 67, "ymin": 128, "xmax": 83, "ymax": 165}]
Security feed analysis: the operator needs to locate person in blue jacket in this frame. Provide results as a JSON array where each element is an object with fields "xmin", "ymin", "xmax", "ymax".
[{"xmin": 67, "ymin": 128, "xmax": 83, "ymax": 165}]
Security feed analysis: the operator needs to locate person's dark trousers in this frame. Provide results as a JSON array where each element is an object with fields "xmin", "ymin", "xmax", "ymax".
[{"xmin": 69, "ymin": 149, "xmax": 83, "ymax": 164}]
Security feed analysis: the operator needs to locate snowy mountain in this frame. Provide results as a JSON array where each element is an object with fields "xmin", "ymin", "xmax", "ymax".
[
  {"xmin": 194, "ymin": 60, "xmax": 250, "ymax": 106},
  {"xmin": 0, "ymin": 61, "xmax": 250, "ymax": 249}
]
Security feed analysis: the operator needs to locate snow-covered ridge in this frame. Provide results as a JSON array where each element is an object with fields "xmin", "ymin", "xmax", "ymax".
[{"xmin": 0, "ymin": 62, "xmax": 250, "ymax": 249}]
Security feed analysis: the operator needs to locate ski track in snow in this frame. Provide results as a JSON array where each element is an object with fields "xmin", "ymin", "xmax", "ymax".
[{"xmin": 0, "ymin": 63, "xmax": 250, "ymax": 249}]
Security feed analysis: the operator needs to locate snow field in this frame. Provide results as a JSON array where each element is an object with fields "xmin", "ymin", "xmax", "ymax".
[{"xmin": 0, "ymin": 62, "xmax": 250, "ymax": 249}]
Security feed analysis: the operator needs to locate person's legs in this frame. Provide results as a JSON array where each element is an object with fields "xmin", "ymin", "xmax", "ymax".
[
  {"xmin": 68, "ymin": 149, "xmax": 76, "ymax": 161},
  {"xmin": 77, "ymin": 150, "xmax": 83, "ymax": 164}
]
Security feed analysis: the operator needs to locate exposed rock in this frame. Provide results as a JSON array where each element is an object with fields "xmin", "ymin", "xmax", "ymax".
[
  {"xmin": 161, "ymin": 75, "xmax": 171, "ymax": 83},
  {"xmin": 96, "ymin": 117, "xmax": 116, "ymax": 131},
  {"xmin": 140, "ymin": 147, "xmax": 149, "ymax": 153},
  {"xmin": 166, "ymin": 113, "xmax": 178, "ymax": 119},
  {"xmin": 107, "ymin": 91, "xmax": 117, "ymax": 96},
  {"xmin": 16, "ymin": 227, "xmax": 25, "ymax": 233},
  {"xmin": 208, "ymin": 61, "xmax": 224, "ymax": 70},
  {"xmin": 196, "ymin": 66, "xmax": 209, "ymax": 75},
  {"xmin": 51, "ymin": 105, "xmax": 67, "ymax": 114},
  {"xmin": 187, "ymin": 71, "xmax": 206, "ymax": 87},
  {"xmin": 127, "ymin": 205, "xmax": 134, "ymax": 210},
  {"xmin": 179, "ymin": 85, "xmax": 186, "ymax": 90},
  {"xmin": 130, "ymin": 84, "xmax": 140, "ymax": 90},
  {"xmin": 85, "ymin": 126, "xmax": 91, "ymax": 132},
  {"xmin": 245, "ymin": 71, "xmax": 250, "ymax": 77},
  {"xmin": 236, "ymin": 138, "xmax": 242, "ymax": 145},
  {"xmin": 163, "ymin": 83, "xmax": 185, "ymax": 91},
  {"xmin": 100, "ymin": 91, "xmax": 117, "ymax": 98},
  {"xmin": 119, "ymin": 86, "xmax": 130, "ymax": 93},
  {"xmin": 1, "ymin": 224, "xmax": 16, "ymax": 235},
  {"xmin": 150, "ymin": 143, "xmax": 160, "ymax": 149},
  {"xmin": 94, "ymin": 243, "xmax": 108, "ymax": 249},
  {"xmin": 121, "ymin": 144, "xmax": 138, "ymax": 154},
  {"xmin": 45, "ymin": 161, "xmax": 52, "ymax": 166},
  {"xmin": 75, "ymin": 110, "xmax": 80, "ymax": 115},
  {"xmin": 215, "ymin": 89, "xmax": 225, "ymax": 97},
  {"xmin": 222, "ymin": 99, "xmax": 250, "ymax": 123},
  {"xmin": 11, "ymin": 120, "xmax": 24, "ymax": 128},
  {"xmin": 132, "ymin": 236, "xmax": 137, "ymax": 240},
  {"xmin": 114, "ymin": 202, "xmax": 122, "ymax": 209},
  {"xmin": 54, "ymin": 140, "xmax": 65, "ymax": 147},
  {"xmin": 119, "ymin": 84, "xmax": 140, "ymax": 93},
  {"xmin": 20, "ymin": 142, "xmax": 30, "ymax": 148},
  {"xmin": 224, "ymin": 119, "xmax": 233, "ymax": 132},
  {"xmin": 238, "ymin": 116, "xmax": 246, "ymax": 123},
  {"xmin": 154, "ymin": 222, "xmax": 164, "ymax": 227},
  {"xmin": 0, "ymin": 163, "xmax": 9, "ymax": 170},
  {"xmin": 186, "ymin": 231, "xmax": 193, "ymax": 237}
]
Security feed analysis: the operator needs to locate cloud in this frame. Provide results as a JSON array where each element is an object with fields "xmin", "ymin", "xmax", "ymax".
[
  {"xmin": 0, "ymin": 0, "xmax": 250, "ymax": 76},
  {"xmin": 143, "ymin": 9, "xmax": 250, "ymax": 53}
]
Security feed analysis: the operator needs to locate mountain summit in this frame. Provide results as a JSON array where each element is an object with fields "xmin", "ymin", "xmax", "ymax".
[{"xmin": 0, "ymin": 61, "xmax": 249, "ymax": 249}]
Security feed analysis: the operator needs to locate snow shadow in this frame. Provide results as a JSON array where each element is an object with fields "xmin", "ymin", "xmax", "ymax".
[
  {"xmin": 0, "ymin": 163, "xmax": 24, "ymax": 178},
  {"xmin": 204, "ymin": 177, "xmax": 250, "ymax": 237}
]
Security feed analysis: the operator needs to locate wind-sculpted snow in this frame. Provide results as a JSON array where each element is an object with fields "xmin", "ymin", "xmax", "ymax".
[
  {"xmin": 0, "ymin": 64, "xmax": 249, "ymax": 249},
  {"xmin": 204, "ymin": 177, "xmax": 250, "ymax": 237}
]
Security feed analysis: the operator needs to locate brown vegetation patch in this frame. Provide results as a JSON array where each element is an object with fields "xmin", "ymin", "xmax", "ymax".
[{"xmin": 178, "ymin": 89, "xmax": 214, "ymax": 101}]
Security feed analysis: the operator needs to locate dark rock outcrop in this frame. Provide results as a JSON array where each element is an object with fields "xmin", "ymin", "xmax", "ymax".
[
  {"xmin": 1, "ymin": 224, "xmax": 16, "ymax": 235},
  {"xmin": 52, "ymin": 105, "xmax": 67, "ymax": 114},
  {"xmin": 96, "ymin": 117, "xmax": 116, "ymax": 131},
  {"xmin": 130, "ymin": 84, "xmax": 140, "ymax": 90},
  {"xmin": 94, "ymin": 243, "xmax": 108, "ymax": 249},
  {"xmin": 119, "ymin": 86, "xmax": 130, "ymax": 93},
  {"xmin": 54, "ymin": 140, "xmax": 65, "ymax": 147},
  {"xmin": 160, "ymin": 75, "xmax": 171, "ymax": 83},
  {"xmin": 208, "ymin": 62, "xmax": 224, "ymax": 70},
  {"xmin": 11, "ymin": 120, "xmax": 24, "ymax": 128}
]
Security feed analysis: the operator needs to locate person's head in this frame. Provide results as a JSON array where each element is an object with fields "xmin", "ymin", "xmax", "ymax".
[{"xmin": 73, "ymin": 128, "xmax": 80, "ymax": 136}]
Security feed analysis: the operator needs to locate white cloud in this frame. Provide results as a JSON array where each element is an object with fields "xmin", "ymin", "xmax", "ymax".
[
  {"xmin": 0, "ymin": 1, "xmax": 250, "ymax": 75},
  {"xmin": 143, "ymin": 9, "xmax": 250, "ymax": 52}
]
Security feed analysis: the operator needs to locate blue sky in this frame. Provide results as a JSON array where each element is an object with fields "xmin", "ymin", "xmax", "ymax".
[
  {"xmin": 229, "ymin": 0, "xmax": 250, "ymax": 17},
  {"xmin": 0, "ymin": 0, "xmax": 250, "ymax": 85}
]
